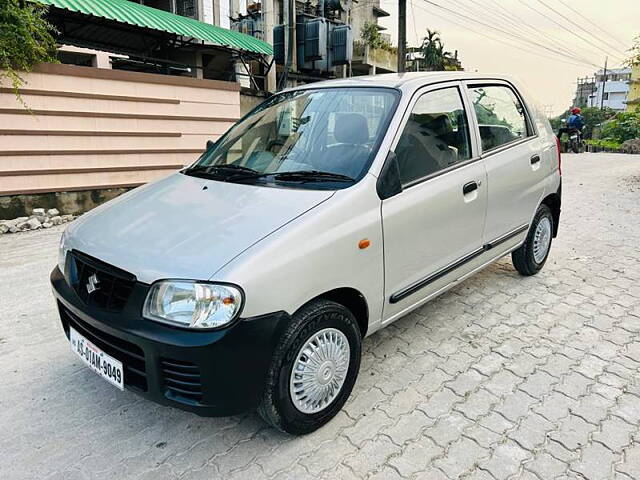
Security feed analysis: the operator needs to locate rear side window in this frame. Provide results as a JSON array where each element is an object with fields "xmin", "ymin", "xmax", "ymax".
[
  {"xmin": 468, "ymin": 85, "xmax": 531, "ymax": 152},
  {"xmin": 395, "ymin": 87, "xmax": 472, "ymax": 186}
]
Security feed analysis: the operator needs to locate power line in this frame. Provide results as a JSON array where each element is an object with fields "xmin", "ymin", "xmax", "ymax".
[
  {"xmin": 407, "ymin": 0, "xmax": 598, "ymax": 69},
  {"xmin": 556, "ymin": 0, "xmax": 630, "ymax": 51},
  {"xmin": 409, "ymin": 0, "xmax": 418, "ymax": 45},
  {"xmin": 463, "ymin": 0, "xmax": 600, "ymax": 67},
  {"xmin": 534, "ymin": 0, "xmax": 627, "ymax": 58},
  {"xmin": 523, "ymin": 0, "xmax": 625, "ymax": 62},
  {"xmin": 415, "ymin": 0, "xmax": 601, "ymax": 68}
]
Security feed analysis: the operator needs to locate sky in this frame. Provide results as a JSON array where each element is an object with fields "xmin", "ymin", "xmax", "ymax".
[{"xmin": 378, "ymin": 0, "xmax": 639, "ymax": 116}]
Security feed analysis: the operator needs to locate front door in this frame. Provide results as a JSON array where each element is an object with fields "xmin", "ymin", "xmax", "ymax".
[{"xmin": 382, "ymin": 83, "xmax": 487, "ymax": 323}]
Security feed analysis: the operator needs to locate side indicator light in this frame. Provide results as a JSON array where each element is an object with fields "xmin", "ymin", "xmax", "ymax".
[{"xmin": 358, "ymin": 239, "xmax": 371, "ymax": 249}]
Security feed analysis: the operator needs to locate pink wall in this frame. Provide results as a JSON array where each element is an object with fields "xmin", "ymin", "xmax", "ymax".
[{"xmin": 0, "ymin": 63, "xmax": 240, "ymax": 196}]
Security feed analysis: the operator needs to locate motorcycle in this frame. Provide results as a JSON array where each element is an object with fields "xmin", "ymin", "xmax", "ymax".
[
  {"xmin": 567, "ymin": 128, "xmax": 585, "ymax": 153},
  {"xmin": 557, "ymin": 120, "xmax": 585, "ymax": 153}
]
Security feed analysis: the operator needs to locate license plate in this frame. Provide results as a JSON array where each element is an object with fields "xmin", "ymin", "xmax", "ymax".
[{"xmin": 70, "ymin": 327, "xmax": 124, "ymax": 390}]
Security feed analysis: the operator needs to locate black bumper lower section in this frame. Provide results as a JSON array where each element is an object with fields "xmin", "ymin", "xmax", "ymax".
[{"xmin": 51, "ymin": 267, "xmax": 290, "ymax": 416}]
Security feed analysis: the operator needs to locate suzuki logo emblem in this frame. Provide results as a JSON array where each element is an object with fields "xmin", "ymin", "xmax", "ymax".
[{"xmin": 86, "ymin": 274, "xmax": 100, "ymax": 294}]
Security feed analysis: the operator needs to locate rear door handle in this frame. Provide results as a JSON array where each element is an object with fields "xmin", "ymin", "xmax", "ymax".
[
  {"xmin": 463, "ymin": 181, "xmax": 478, "ymax": 195},
  {"xmin": 530, "ymin": 155, "xmax": 541, "ymax": 165}
]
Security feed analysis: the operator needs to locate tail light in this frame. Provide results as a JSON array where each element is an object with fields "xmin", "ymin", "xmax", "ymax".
[{"xmin": 555, "ymin": 136, "xmax": 562, "ymax": 175}]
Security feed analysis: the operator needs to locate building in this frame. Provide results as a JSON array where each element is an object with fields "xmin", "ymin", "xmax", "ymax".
[
  {"xmin": 228, "ymin": 0, "xmax": 396, "ymax": 87},
  {"xmin": 405, "ymin": 48, "xmax": 462, "ymax": 72},
  {"xmin": 46, "ymin": 0, "xmax": 271, "ymax": 88},
  {"xmin": 136, "ymin": 0, "xmax": 230, "ymax": 27},
  {"xmin": 584, "ymin": 67, "xmax": 631, "ymax": 111},
  {"xmin": 573, "ymin": 76, "xmax": 596, "ymax": 108},
  {"xmin": 626, "ymin": 64, "xmax": 640, "ymax": 112},
  {"xmin": 350, "ymin": 0, "xmax": 396, "ymax": 76}
]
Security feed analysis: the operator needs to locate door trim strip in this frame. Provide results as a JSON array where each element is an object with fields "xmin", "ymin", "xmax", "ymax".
[
  {"xmin": 389, "ymin": 223, "xmax": 529, "ymax": 304},
  {"xmin": 484, "ymin": 224, "xmax": 530, "ymax": 250}
]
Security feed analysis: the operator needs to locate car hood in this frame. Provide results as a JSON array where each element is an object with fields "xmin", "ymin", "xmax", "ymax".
[{"xmin": 66, "ymin": 173, "xmax": 334, "ymax": 284}]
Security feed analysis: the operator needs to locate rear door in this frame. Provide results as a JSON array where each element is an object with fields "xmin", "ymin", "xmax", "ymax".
[
  {"xmin": 465, "ymin": 82, "xmax": 547, "ymax": 248},
  {"xmin": 381, "ymin": 82, "xmax": 487, "ymax": 322}
]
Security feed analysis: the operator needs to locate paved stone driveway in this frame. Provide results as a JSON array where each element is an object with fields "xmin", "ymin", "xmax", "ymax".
[{"xmin": 1, "ymin": 153, "xmax": 639, "ymax": 480}]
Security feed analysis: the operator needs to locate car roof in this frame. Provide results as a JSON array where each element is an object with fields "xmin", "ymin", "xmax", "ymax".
[{"xmin": 285, "ymin": 71, "xmax": 519, "ymax": 93}]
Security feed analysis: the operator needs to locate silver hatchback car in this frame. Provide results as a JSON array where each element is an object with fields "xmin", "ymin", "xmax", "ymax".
[{"xmin": 52, "ymin": 72, "xmax": 561, "ymax": 434}]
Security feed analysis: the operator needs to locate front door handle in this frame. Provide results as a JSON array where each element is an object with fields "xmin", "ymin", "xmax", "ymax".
[
  {"xmin": 530, "ymin": 155, "xmax": 541, "ymax": 165},
  {"xmin": 463, "ymin": 181, "xmax": 478, "ymax": 195}
]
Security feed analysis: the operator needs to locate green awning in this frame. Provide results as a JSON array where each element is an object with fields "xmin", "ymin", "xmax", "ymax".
[{"xmin": 39, "ymin": 0, "xmax": 273, "ymax": 55}]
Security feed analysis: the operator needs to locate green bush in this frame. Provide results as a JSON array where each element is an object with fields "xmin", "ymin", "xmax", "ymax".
[
  {"xmin": 0, "ymin": 0, "xmax": 58, "ymax": 98},
  {"xmin": 585, "ymin": 138, "xmax": 622, "ymax": 149},
  {"xmin": 600, "ymin": 112, "xmax": 640, "ymax": 143}
]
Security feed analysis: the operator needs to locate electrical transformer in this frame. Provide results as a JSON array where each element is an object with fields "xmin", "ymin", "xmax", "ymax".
[
  {"xmin": 304, "ymin": 18, "xmax": 328, "ymax": 61},
  {"xmin": 331, "ymin": 24, "xmax": 352, "ymax": 65}
]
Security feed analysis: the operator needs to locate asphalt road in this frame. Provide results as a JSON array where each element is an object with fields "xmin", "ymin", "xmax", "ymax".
[{"xmin": 1, "ymin": 153, "xmax": 639, "ymax": 480}]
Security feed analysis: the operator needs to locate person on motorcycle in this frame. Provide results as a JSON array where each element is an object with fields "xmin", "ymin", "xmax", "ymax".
[
  {"xmin": 567, "ymin": 107, "xmax": 585, "ymax": 131},
  {"xmin": 558, "ymin": 107, "xmax": 585, "ymax": 137},
  {"xmin": 558, "ymin": 107, "xmax": 586, "ymax": 153}
]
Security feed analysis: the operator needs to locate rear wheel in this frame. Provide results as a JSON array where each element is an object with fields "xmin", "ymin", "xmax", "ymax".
[
  {"xmin": 257, "ymin": 299, "xmax": 362, "ymax": 434},
  {"xmin": 571, "ymin": 141, "xmax": 580, "ymax": 153},
  {"xmin": 512, "ymin": 204, "xmax": 554, "ymax": 276}
]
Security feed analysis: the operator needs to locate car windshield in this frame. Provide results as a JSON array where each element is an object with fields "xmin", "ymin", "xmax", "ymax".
[{"xmin": 185, "ymin": 87, "xmax": 399, "ymax": 188}]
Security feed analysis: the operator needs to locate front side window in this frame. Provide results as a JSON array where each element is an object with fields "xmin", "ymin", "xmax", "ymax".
[
  {"xmin": 395, "ymin": 87, "xmax": 472, "ymax": 186},
  {"xmin": 469, "ymin": 85, "xmax": 530, "ymax": 152},
  {"xmin": 185, "ymin": 87, "xmax": 398, "ymax": 189}
]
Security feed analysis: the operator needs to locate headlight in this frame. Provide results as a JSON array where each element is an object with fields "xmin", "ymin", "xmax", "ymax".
[
  {"xmin": 58, "ymin": 229, "xmax": 69, "ymax": 274},
  {"xmin": 143, "ymin": 281, "xmax": 243, "ymax": 329}
]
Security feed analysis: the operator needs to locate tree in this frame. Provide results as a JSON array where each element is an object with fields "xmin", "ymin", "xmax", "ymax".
[
  {"xmin": 417, "ymin": 29, "xmax": 461, "ymax": 71},
  {"xmin": 626, "ymin": 34, "xmax": 639, "ymax": 66},
  {"xmin": 360, "ymin": 21, "xmax": 384, "ymax": 50},
  {"xmin": 0, "ymin": 0, "xmax": 58, "ymax": 99}
]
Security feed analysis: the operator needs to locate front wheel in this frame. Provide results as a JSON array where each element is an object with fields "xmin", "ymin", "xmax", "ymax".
[
  {"xmin": 257, "ymin": 300, "xmax": 362, "ymax": 434},
  {"xmin": 512, "ymin": 204, "xmax": 554, "ymax": 276}
]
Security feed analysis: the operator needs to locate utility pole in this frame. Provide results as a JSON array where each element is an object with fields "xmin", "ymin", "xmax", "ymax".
[
  {"xmin": 398, "ymin": 0, "xmax": 406, "ymax": 73},
  {"xmin": 279, "ymin": 0, "xmax": 295, "ymax": 90},
  {"xmin": 600, "ymin": 56, "xmax": 608, "ymax": 111},
  {"xmin": 263, "ymin": 0, "xmax": 276, "ymax": 92}
]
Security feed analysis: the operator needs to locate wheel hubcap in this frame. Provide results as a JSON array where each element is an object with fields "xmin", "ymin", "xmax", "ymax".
[
  {"xmin": 290, "ymin": 328, "xmax": 350, "ymax": 414},
  {"xmin": 533, "ymin": 217, "xmax": 552, "ymax": 264}
]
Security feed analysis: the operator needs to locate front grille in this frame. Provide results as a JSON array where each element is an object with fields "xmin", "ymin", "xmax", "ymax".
[
  {"xmin": 70, "ymin": 251, "xmax": 136, "ymax": 311},
  {"xmin": 59, "ymin": 303, "xmax": 148, "ymax": 392},
  {"xmin": 160, "ymin": 358, "xmax": 203, "ymax": 403}
]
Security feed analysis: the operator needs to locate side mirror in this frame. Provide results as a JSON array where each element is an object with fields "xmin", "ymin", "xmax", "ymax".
[
  {"xmin": 206, "ymin": 139, "xmax": 216, "ymax": 150},
  {"xmin": 376, "ymin": 150, "xmax": 403, "ymax": 200}
]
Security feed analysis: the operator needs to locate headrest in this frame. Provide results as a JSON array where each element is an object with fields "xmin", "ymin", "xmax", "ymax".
[
  {"xmin": 334, "ymin": 113, "xmax": 369, "ymax": 145},
  {"xmin": 427, "ymin": 114, "xmax": 453, "ymax": 137}
]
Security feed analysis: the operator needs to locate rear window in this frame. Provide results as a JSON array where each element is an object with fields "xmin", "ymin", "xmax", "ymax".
[{"xmin": 468, "ymin": 85, "xmax": 532, "ymax": 152}]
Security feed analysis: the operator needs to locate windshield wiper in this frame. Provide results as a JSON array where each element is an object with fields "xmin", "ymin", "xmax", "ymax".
[
  {"xmin": 184, "ymin": 163, "xmax": 261, "ymax": 179},
  {"xmin": 210, "ymin": 164, "xmax": 260, "ymax": 175},
  {"xmin": 185, "ymin": 166, "xmax": 356, "ymax": 185},
  {"xmin": 271, "ymin": 170, "xmax": 356, "ymax": 183}
]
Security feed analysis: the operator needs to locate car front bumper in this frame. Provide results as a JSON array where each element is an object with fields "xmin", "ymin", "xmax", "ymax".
[{"xmin": 51, "ymin": 266, "xmax": 289, "ymax": 416}]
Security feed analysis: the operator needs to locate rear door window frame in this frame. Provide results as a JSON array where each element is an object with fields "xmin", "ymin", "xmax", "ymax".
[{"xmin": 463, "ymin": 80, "xmax": 538, "ymax": 157}]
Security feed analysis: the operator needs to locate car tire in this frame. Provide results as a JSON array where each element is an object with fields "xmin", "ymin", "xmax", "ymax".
[
  {"xmin": 512, "ymin": 204, "xmax": 554, "ymax": 276},
  {"xmin": 257, "ymin": 299, "xmax": 362, "ymax": 435}
]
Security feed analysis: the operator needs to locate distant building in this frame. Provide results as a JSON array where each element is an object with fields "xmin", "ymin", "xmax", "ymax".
[
  {"xmin": 626, "ymin": 64, "xmax": 640, "ymax": 112},
  {"xmin": 573, "ymin": 76, "xmax": 596, "ymax": 108},
  {"xmin": 587, "ymin": 67, "xmax": 631, "ymax": 111},
  {"xmin": 405, "ymin": 48, "xmax": 462, "ymax": 72}
]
